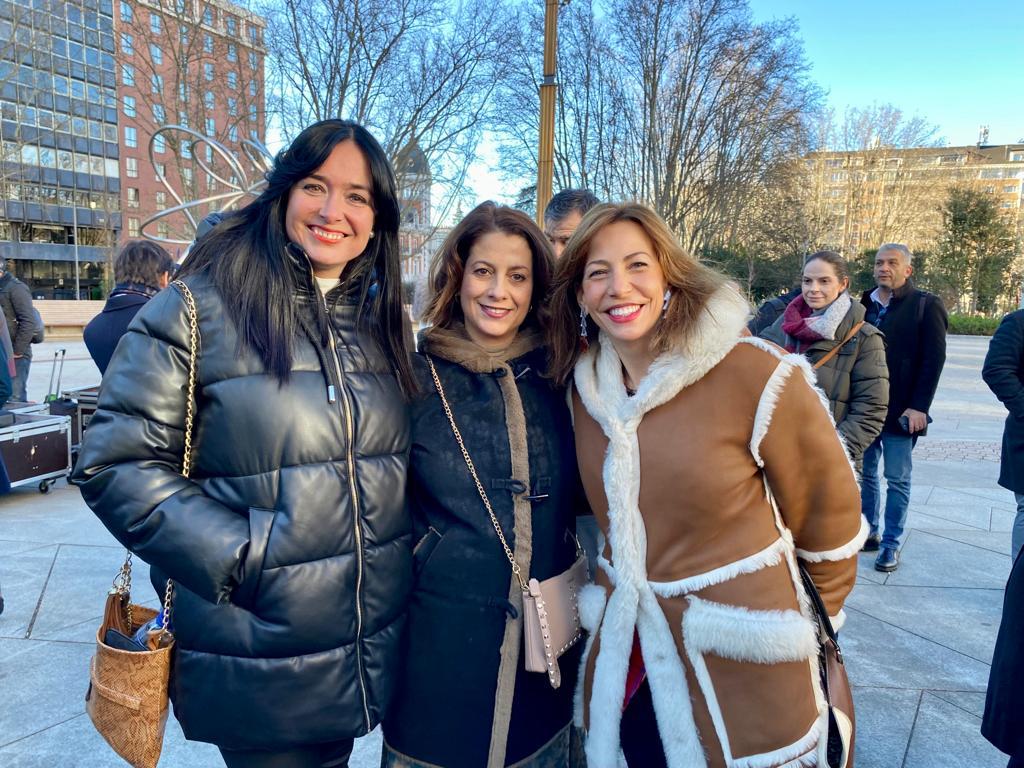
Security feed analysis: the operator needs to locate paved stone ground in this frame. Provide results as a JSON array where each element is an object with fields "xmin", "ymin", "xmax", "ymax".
[{"xmin": 0, "ymin": 336, "xmax": 1016, "ymax": 767}]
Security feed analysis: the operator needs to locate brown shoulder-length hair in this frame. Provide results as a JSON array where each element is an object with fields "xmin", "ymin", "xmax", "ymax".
[
  {"xmin": 548, "ymin": 202, "xmax": 729, "ymax": 385},
  {"xmin": 422, "ymin": 201, "xmax": 555, "ymax": 333}
]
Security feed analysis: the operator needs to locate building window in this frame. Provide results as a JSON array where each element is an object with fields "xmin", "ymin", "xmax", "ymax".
[
  {"xmin": 155, "ymin": 162, "xmax": 166, "ymax": 179},
  {"xmin": 227, "ymin": 97, "xmax": 237, "ymax": 116},
  {"xmin": 204, "ymin": 91, "xmax": 215, "ymax": 109},
  {"xmin": 203, "ymin": 33, "xmax": 213, "ymax": 54},
  {"xmin": 179, "ymin": 25, "xmax": 189, "ymax": 45},
  {"xmin": 248, "ymin": 24, "xmax": 259, "ymax": 44},
  {"xmin": 1011, "ymin": 152, "xmax": 1024, "ymax": 162},
  {"xmin": 120, "ymin": 1, "xmax": 132, "ymax": 22},
  {"xmin": 128, "ymin": 217, "xmax": 140, "ymax": 237},
  {"xmin": 178, "ymin": 110, "xmax": 189, "ymax": 127},
  {"xmin": 151, "ymin": 74, "xmax": 164, "ymax": 94},
  {"xmin": 176, "ymin": 0, "xmax": 187, "ymax": 15},
  {"xmin": 1004, "ymin": 184, "xmax": 1017, "ymax": 194},
  {"xmin": 182, "ymin": 167, "xmax": 193, "ymax": 184},
  {"xmin": 202, "ymin": 5, "xmax": 213, "ymax": 25},
  {"xmin": 120, "ymin": 32, "xmax": 133, "ymax": 56},
  {"xmin": 149, "ymin": 43, "xmax": 163, "ymax": 65},
  {"xmin": 156, "ymin": 191, "xmax": 166, "ymax": 209},
  {"xmin": 226, "ymin": 15, "xmax": 237, "ymax": 36},
  {"xmin": 204, "ymin": 62, "xmax": 214, "ymax": 81},
  {"xmin": 126, "ymin": 187, "xmax": 139, "ymax": 207},
  {"xmin": 249, "ymin": 52, "xmax": 259, "ymax": 71},
  {"xmin": 178, "ymin": 82, "xmax": 190, "ymax": 102},
  {"xmin": 249, "ymin": 104, "xmax": 257, "ymax": 122},
  {"xmin": 205, "ymin": 117, "xmax": 215, "ymax": 134},
  {"xmin": 125, "ymin": 157, "xmax": 138, "ymax": 177},
  {"xmin": 227, "ymin": 71, "xmax": 238, "ymax": 89},
  {"xmin": 124, "ymin": 125, "xmax": 137, "ymax": 148},
  {"xmin": 157, "ymin": 221, "xmax": 170, "ymax": 239},
  {"xmin": 228, "ymin": 125, "xmax": 238, "ymax": 141},
  {"xmin": 227, "ymin": 44, "xmax": 237, "ymax": 62},
  {"xmin": 123, "ymin": 95, "xmax": 136, "ymax": 117},
  {"xmin": 153, "ymin": 104, "xmax": 166, "ymax": 123},
  {"xmin": 122, "ymin": 64, "xmax": 135, "ymax": 86},
  {"xmin": 154, "ymin": 134, "xmax": 166, "ymax": 153},
  {"xmin": 182, "ymin": 140, "xmax": 192, "ymax": 158},
  {"xmin": 249, "ymin": 80, "xmax": 257, "ymax": 97},
  {"xmin": 250, "ymin": 128, "xmax": 259, "ymax": 141}
]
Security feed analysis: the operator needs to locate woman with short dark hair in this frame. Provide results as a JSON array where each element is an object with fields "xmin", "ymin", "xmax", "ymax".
[
  {"xmin": 73, "ymin": 119, "xmax": 415, "ymax": 768},
  {"xmin": 383, "ymin": 201, "xmax": 584, "ymax": 768}
]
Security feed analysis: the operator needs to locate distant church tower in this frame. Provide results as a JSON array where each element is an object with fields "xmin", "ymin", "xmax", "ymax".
[{"xmin": 395, "ymin": 140, "xmax": 432, "ymax": 279}]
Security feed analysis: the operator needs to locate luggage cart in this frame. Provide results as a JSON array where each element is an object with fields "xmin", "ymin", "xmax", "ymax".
[{"xmin": 0, "ymin": 413, "xmax": 73, "ymax": 493}]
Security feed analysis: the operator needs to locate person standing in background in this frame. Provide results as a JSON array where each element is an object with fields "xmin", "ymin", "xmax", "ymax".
[
  {"xmin": 543, "ymin": 189, "xmax": 600, "ymax": 259},
  {"xmin": 982, "ymin": 308, "xmax": 1024, "ymax": 562},
  {"xmin": 84, "ymin": 240, "xmax": 176, "ymax": 375},
  {"xmin": 0, "ymin": 257, "xmax": 36, "ymax": 402},
  {"xmin": 859, "ymin": 243, "xmax": 947, "ymax": 573}
]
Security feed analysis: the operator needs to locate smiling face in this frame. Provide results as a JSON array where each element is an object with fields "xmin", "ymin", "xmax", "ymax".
[
  {"xmin": 459, "ymin": 230, "xmax": 534, "ymax": 350},
  {"xmin": 874, "ymin": 247, "xmax": 912, "ymax": 292},
  {"xmin": 801, "ymin": 257, "xmax": 848, "ymax": 310},
  {"xmin": 578, "ymin": 219, "xmax": 668, "ymax": 355},
  {"xmin": 284, "ymin": 140, "xmax": 375, "ymax": 279}
]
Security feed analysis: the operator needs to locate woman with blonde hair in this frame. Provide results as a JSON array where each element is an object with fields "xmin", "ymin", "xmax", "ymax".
[{"xmin": 547, "ymin": 203, "xmax": 865, "ymax": 768}]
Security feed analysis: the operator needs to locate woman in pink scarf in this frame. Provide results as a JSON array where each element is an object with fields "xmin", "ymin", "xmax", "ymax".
[{"xmin": 760, "ymin": 251, "xmax": 888, "ymax": 471}]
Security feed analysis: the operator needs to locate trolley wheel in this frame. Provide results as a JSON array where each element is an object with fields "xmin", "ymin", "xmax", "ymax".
[{"xmin": 38, "ymin": 480, "xmax": 52, "ymax": 494}]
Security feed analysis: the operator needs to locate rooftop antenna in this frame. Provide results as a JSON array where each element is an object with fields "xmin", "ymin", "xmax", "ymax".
[{"xmin": 978, "ymin": 125, "xmax": 990, "ymax": 147}]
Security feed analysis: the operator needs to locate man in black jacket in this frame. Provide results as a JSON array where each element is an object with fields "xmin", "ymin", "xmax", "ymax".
[
  {"xmin": 982, "ymin": 309, "xmax": 1024, "ymax": 562},
  {"xmin": 860, "ymin": 243, "xmax": 948, "ymax": 572},
  {"xmin": 0, "ymin": 257, "xmax": 36, "ymax": 401},
  {"xmin": 84, "ymin": 240, "xmax": 174, "ymax": 374}
]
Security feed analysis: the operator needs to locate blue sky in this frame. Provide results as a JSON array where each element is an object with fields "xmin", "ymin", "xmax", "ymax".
[{"xmin": 746, "ymin": 0, "xmax": 1024, "ymax": 146}]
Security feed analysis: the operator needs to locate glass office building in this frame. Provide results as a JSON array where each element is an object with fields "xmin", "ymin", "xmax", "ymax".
[{"xmin": 0, "ymin": 0, "xmax": 121, "ymax": 298}]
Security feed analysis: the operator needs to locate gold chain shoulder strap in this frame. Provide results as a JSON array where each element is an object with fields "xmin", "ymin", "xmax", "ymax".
[
  {"xmin": 425, "ymin": 354, "xmax": 528, "ymax": 592},
  {"xmin": 114, "ymin": 280, "xmax": 199, "ymax": 631}
]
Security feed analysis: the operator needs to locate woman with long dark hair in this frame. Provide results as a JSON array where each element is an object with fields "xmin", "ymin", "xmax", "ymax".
[
  {"xmin": 73, "ymin": 119, "xmax": 416, "ymax": 768},
  {"xmin": 547, "ymin": 203, "xmax": 863, "ymax": 768},
  {"xmin": 382, "ymin": 202, "xmax": 584, "ymax": 768}
]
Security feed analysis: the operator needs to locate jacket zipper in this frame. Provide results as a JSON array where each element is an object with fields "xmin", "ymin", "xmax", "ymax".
[{"xmin": 316, "ymin": 281, "xmax": 373, "ymax": 732}]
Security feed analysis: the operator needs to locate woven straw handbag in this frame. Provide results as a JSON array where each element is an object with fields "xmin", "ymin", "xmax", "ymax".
[{"xmin": 85, "ymin": 280, "xmax": 199, "ymax": 768}]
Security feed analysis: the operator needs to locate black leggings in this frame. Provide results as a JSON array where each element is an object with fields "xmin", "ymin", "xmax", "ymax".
[
  {"xmin": 620, "ymin": 680, "xmax": 668, "ymax": 768},
  {"xmin": 219, "ymin": 740, "xmax": 353, "ymax": 768}
]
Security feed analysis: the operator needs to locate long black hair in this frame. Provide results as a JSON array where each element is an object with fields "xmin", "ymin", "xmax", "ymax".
[{"xmin": 179, "ymin": 119, "xmax": 415, "ymax": 396}]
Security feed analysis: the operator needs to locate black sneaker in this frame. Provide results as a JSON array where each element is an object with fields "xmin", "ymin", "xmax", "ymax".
[
  {"xmin": 862, "ymin": 533, "xmax": 881, "ymax": 552},
  {"xmin": 874, "ymin": 547, "xmax": 900, "ymax": 572}
]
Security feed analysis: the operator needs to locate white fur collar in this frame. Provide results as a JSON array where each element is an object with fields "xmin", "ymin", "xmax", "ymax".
[{"xmin": 574, "ymin": 285, "xmax": 751, "ymax": 432}]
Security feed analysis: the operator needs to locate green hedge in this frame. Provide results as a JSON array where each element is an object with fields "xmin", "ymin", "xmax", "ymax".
[{"xmin": 948, "ymin": 315, "xmax": 1001, "ymax": 336}]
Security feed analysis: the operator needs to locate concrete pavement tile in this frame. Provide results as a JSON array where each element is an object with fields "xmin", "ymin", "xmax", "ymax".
[
  {"xmin": 903, "ymin": 692, "xmax": 1006, "ymax": 768},
  {"xmin": 850, "ymin": 687, "xmax": 920, "ymax": 768},
  {"xmin": 840, "ymin": 609, "xmax": 991, "ymax": 691},
  {"xmin": 0, "ymin": 638, "xmax": 93, "ymax": 747},
  {"xmin": 926, "ymin": 487, "xmax": 1015, "ymax": 512},
  {"xmin": 0, "ymin": 546, "xmax": 58, "ymax": 638},
  {"xmin": 908, "ymin": 501, "xmax": 992, "ymax": 529},
  {"xmin": 925, "ymin": 529, "xmax": 1014, "ymax": 557},
  {"xmin": 855, "ymin": 554, "xmax": 891, "ymax": 584},
  {"xmin": 928, "ymin": 690, "xmax": 988, "ymax": 719},
  {"xmin": 912, "ymin": 460, "xmax": 1000, "ymax": 488},
  {"xmin": 0, "ymin": 539, "xmax": 51, "ymax": 557},
  {"xmin": 991, "ymin": 507, "xmax": 1019, "ymax": 534},
  {"xmin": 28, "ymin": 545, "xmax": 146, "ymax": 642},
  {"xmin": 903, "ymin": 509, "xmax": 982, "ymax": 531},
  {"xmin": 0, "ymin": 488, "xmax": 117, "ymax": 547},
  {"xmin": 884, "ymin": 530, "xmax": 1011, "ymax": 589},
  {"xmin": 845, "ymin": 584, "xmax": 1003, "ymax": 664}
]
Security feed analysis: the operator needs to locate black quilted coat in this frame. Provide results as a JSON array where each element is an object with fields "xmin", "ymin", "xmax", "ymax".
[{"xmin": 72, "ymin": 270, "xmax": 412, "ymax": 751}]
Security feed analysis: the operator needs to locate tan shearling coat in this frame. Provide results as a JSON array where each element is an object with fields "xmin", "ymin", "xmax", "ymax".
[{"xmin": 571, "ymin": 286, "xmax": 866, "ymax": 768}]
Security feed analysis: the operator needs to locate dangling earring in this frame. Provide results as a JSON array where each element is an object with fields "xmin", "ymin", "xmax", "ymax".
[
  {"xmin": 579, "ymin": 304, "xmax": 589, "ymax": 349},
  {"xmin": 662, "ymin": 289, "xmax": 672, "ymax": 315}
]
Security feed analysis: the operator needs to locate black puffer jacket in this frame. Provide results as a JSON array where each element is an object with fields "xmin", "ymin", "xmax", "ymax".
[
  {"xmin": 72, "ymin": 270, "xmax": 412, "ymax": 751},
  {"xmin": 384, "ymin": 326, "xmax": 583, "ymax": 768},
  {"xmin": 762, "ymin": 298, "xmax": 889, "ymax": 465}
]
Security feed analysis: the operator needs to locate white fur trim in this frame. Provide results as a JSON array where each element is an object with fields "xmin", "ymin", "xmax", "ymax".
[
  {"xmin": 796, "ymin": 515, "xmax": 870, "ymax": 562},
  {"xmin": 733, "ymin": 714, "xmax": 822, "ymax": 768},
  {"xmin": 685, "ymin": 639, "xmax": 734, "ymax": 764},
  {"xmin": 578, "ymin": 583, "xmax": 608, "ymax": 633},
  {"xmin": 829, "ymin": 609, "xmax": 847, "ymax": 633},
  {"xmin": 683, "ymin": 597, "xmax": 819, "ymax": 664},
  {"xmin": 649, "ymin": 537, "xmax": 789, "ymax": 597},
  {"xmin": 750, "ymin": 358, "xmax": 796, "ymax": 467},
  {"xmin": 573, "ymin": 627, "xmax": 599, "ymax": 728}
]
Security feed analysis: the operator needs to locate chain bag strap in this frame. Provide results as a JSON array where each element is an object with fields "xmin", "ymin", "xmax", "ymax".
[{"xmin": 426, "ymin": 355, "xmax": 584, "ymax": 689}]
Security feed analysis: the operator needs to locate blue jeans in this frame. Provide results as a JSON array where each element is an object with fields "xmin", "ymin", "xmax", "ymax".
[
  {"xmin": 11, "ymin": 355, "xmax": 29, "ymax": 402},
  {"xmin": 1013, "ymin": 493, "xmax": 1024, "ymax": 563},
  {"xmin": 861, "ymin": 432, "xmax": 915, "ymax": 550}
]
